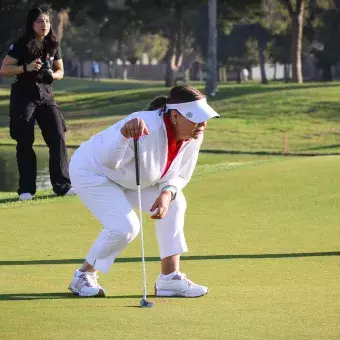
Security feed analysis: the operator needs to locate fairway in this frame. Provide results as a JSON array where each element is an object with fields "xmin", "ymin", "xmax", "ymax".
[
  {"xmin": 1, "ymin": 80, "xmax": 340, "ymax": 154},
  {"xmin": 1, "ymin": 155, "xmax": 339, "ymax": 340}
]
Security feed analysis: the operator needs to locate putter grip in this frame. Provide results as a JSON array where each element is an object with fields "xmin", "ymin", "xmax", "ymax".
[{"xmin": 134, "ymin": 138, "xmax": 140, "ymax": 186}]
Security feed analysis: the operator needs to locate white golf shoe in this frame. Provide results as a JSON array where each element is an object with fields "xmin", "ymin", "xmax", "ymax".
[
  {"xmin": 19, "ymin": 193, "xmax": 34, "ymax": 201},
  {"xmin": 154, "ymin": 272, "xmax": 208, "ymax": 298},
  {"xmin": 64, "ymin": 187, "xmax": 77, "ymax": 196},
  {"xmin": 68, "ymin": 270, "xmax": 105, "ymax": 297}
]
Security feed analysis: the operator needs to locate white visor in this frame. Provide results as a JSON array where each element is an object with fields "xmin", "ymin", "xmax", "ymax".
[{"xmin": 166, "ymin": 98, "xmax": 220, "ymax": 123}]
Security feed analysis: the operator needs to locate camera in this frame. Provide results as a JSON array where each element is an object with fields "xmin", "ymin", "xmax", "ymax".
[{"xmin": 38, "ymin": 60, "xmax": 53, "ymax": 85}]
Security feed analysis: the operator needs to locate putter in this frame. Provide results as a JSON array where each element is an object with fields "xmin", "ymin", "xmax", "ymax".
[{"xmin": 134, "ymin": 138, "xmax": 154, "ymax": 308}]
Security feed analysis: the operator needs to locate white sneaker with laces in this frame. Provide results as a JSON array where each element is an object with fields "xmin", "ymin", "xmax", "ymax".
[
  {"xmin": 68, "ymin": 270, "xmax": 105, "ymax": 297},
  {"xmin": 154, "ymin": 272, "xmax": 208, "ymax": 297},
  {"xmin": 64, "ymin": 187, "xmax": 77, "ymax": 196},
  {"xmin": 19, "ymin": 193, "xmax": 34, "ymax": 201}
]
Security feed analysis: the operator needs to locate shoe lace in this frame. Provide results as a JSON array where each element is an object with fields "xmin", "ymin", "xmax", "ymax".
[
  {"xmin": 86, "ymin": 272, "xmax": 99, "ymax": 287},
  {"xmin": 176, "ymin": 272, "xmax": 194, "ymax": 286},
  {"xmin": 78, "ymin": 272, "xmax": 99, "ymax": 289}
]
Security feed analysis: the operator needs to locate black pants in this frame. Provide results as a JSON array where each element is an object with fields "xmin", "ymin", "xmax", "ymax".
[{"xmin": 9, "ymin": 90, "xmax": 72, "ymax": 196}]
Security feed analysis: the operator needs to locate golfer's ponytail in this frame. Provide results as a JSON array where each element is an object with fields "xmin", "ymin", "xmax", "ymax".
[{"xmin": 146, "ymin": 96, "xmax": 167, "ymax": 110}]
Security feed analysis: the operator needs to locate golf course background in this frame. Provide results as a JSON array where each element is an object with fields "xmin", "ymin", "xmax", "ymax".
[{"xmin": 0, "ymin": 79, "xmax": 339, "ymax": 340}]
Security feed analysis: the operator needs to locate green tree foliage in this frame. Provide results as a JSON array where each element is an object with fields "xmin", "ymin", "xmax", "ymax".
[{"xmin": 117, "ymin": 0, "xmax": 205, "ymax": 86}]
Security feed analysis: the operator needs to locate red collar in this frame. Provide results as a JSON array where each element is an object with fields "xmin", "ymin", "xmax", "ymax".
[{"xmin": 163, "ymin": 114, "xmax": 180, "ymax": 153}]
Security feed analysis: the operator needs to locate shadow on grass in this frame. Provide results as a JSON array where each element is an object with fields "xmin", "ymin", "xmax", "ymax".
[
  {"xmin": 52, "ymin": 85, "xmax": 340, "ymax": 122},
  {"xmin": 0, "ymin": 293, "xmax": 142, "ymax": 301},
  {"xmin": 1, "ymin": 251, "xmax": 339, "ymax": 266},
  {"xmin": 0, "ymin": 194, "xmax": 59, "ymax": 204},
  {"xmin": 0, "ymin": 88, "xmax": 165, "ymax": 127},
  {"xmin": 200, "ymin": 149, "xmax": 340, "ymax": 156},
  {"xmin": 209, "ymin": 82, "xmax": 340, "ymax": 102},
  {"xmin": 52, "ymin": 78, "xmax": 164, "ymax": 94},
  {"xmin": 300, "ymin": 144, "xmax": 340, "ymax": 152},
  {"xmin": 2, "ymin": 82, "xmax": 340, "ymax": 127}
]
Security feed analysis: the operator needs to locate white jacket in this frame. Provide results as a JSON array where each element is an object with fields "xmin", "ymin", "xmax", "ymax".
[{"xmin": 71, "ymin": 109, "xmax": 203, "ymax": 192}]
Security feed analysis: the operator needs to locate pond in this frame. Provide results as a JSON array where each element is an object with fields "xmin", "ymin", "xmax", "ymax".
[{"xmin": 0, "ymin": 146, "xmax": 75, "ymax": 193}]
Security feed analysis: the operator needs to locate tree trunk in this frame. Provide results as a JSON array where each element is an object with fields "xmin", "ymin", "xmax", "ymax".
[
  {"xmin": 107, "ymin": 60, "xmax": 114, "ymax": 78},
  {"xmin": 198, "ymin": 63, "xmax": 203, "ymax": 82},
  {"xmin": 284, "ymin": 64, "xmax": 289, "ymax": 82},
  {"xmin": 165, "ymin": 7, "xmax": 184, "ymax": 87},
  {"xmin": 165, "ymin": 67, "xmax": 176, "ymax": 87},
  {"xmin": 122, "ymin": 63, "xmax": 128, "ymax": 80},
  {"xmin": 258, "ymin": 43, "xmax": 268, "ymax": 84},
  {"xmin": 237, "ymin": 68, "xmax": 241, "ymax": 83},
  {"xmin": 204, "ymin": 0, "xmax": 218, "ymax": 96},
  {"xmin": 290, "ymin": 0, "xmax": 305, "ymax": 83},
  {"xmin": 79, "ymin": 59, "xmax": 84, "ymax": 78},
  {"xmin": 273, "ymin": 63, "xmax": 277, "ymax": 81},
  {"xmin": 322, "ymin": 63, "xmax": 332, "ymax": 81},
  {"xmin": 165, "ymin": 53, "xmax": 183, "ymax": 87},
  {"xmin": 51, "ymin": 9, "xmax": 69, "ymax": 42}
]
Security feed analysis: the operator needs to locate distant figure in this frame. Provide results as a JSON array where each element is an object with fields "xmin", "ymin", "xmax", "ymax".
[
  {"xmin": 92, "ymin": 60, "xmax": 100, "ymax": 81},
  {"xmin": 241, "ymin": 68, "xmax": 249, "ymax": 83}
]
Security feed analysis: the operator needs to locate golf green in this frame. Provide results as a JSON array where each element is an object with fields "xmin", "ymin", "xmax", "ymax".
[{"xmin": 1, "ymin": 156, "xmax": 339, "ymax": 339}]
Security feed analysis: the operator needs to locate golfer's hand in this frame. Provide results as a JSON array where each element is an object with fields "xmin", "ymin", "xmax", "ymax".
[
  {"xmin": 26, "ymin": 59, "xmax": 42, "ymax": 72},
  {"xmin": 150, "ymin": 192, "xmax": 171, "ymax": 219},
  {"xmin": 121, "ymin": 118, "xmax": 149, "ymax": 138}
]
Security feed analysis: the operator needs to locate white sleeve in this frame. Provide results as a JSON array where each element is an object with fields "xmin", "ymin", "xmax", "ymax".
[
  {"xmin": 158, "ymin": 139, "xmax": 202, "ymax": 192},
  {"xmin": 94, "ymin": 117, "xmax": 134, "ymax": 170}
]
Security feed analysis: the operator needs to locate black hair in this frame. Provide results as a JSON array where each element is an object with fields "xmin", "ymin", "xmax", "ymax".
[
  {"xmin": 147, "ymin": 96, "xmax": 167, "ymax": 110},
  {"xmin": 146, "ymin": 85, "xmax": 205, "ymax": 111},
  {"xmin": 23, "ymin": 6, "xmax": 59, "ymax": 58}
]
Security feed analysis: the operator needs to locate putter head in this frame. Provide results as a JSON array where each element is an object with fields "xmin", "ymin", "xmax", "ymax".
[{"xmin": 140, "ymin": 298, "xmax": 154, "ymax": 308}]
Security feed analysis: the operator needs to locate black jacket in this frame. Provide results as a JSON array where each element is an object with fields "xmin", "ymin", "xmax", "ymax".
[{"xmin": 7, "ymin": 37, "xmax": 62, "ymax": 99}]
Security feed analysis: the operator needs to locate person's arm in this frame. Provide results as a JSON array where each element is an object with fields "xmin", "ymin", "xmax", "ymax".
[
  {"xmin": 151, "ymin": 143, "xmax": 201, "ymax": 220},
  {"xmin": 52, "ymin": 58, "xmax": 64, "ymax": 80},
  {"xmin": 0, "ymin": 55, "xmax": 24, "ymax": 76},
  {"xmin": 51, "ymin": 46, "xmax": 63, "ymax": 80},
  {"xmin": 158, "ymin": 137, "xmax": 203, "ymax": 193},
  {"xmin": 95, "ymin": 116, "xmax": 149, "ymax": 170},
  {"xmin": 0, "ymin": 55, "xmax": 42, "ymax": 77}
]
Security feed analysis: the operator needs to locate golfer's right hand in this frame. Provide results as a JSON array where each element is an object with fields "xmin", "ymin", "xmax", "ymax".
[
  {"xmin": 150, "ymin": 192, "xmax": 171, "ymax": 219},
  {"xmin": 120, "ymin": 118, "xmax": 150, "ymax": 138},
  {"xmin": 26, "ymin": 59, "xmax": 42, "ymax": 72}
]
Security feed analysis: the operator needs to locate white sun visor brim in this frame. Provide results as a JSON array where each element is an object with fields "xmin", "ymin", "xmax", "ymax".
[{"xmin": 166, "ymin": 98, "xmax": 220, "ymax": 123}]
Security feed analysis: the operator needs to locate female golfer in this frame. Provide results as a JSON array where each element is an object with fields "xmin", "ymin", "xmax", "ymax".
[
  {"xmin": 68, "ymin": 85, "xmax": 219, "ymax": 297},
  {"xmin": 0, "ymin": 6, "xmax": 75, "ymax": 200}
]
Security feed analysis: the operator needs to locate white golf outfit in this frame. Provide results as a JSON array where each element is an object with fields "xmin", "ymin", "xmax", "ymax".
[{"xmin": 69, "ymin": 109, "xmax": 203, "ymax": 273}]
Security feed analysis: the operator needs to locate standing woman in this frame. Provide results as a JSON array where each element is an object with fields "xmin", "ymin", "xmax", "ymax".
[{"xmin": 0, "ymin": 6, "xmax": 76, "ymax": 200}]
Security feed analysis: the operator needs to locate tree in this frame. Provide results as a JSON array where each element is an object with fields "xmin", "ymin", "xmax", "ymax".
[
  {"xmin": 279, "ymin": 0, "xmax": 307, "ymax": 83},
  {"xmin": 113, "ymin": 0, "xmax": 205, "ymax": 87},
  {"xmin": 61, "ymin": 12, "xmax": 111, "ymax": 77},
  {"xmin": 205, "ymin": 0, "xmax": 217, "ymax": 95},
  {"xmin": 305, "ymin": 0, "xmax": 340, "ymax": 80},
  {"xmin": 198, "ymin": 0, "xmax": 266, "ymax": 85}
]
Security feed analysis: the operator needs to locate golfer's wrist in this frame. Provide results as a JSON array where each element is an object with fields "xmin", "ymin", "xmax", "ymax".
[
  {"xmin": 161, "ymin": 185, "xmax": 177, "ymax": 201},
  {"xmin": 161, "ymin": 190, "xmax": 172, "ymax": 201}
]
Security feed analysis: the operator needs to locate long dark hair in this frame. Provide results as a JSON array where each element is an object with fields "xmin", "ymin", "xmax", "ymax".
[
  {"xmin": 147, "ymin": 85, "xmax": 205, "ymax": 111},
  {"xmin": 23, "ymin": 6, "xmax": 59, "ymax": 58}
]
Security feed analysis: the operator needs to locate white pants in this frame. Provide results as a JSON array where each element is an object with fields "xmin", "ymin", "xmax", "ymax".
[{"xmin": 70, "ymin": 168, "xmax": 188, "ymax": 273}]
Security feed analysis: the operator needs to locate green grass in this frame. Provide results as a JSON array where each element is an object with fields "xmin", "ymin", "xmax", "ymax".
[
  {"xmin": 1, "ymin": 156, "xmax": 339, "ymax": 340},
  {"xmin": 0, "ymin": 79, "xmax": 340, "ymax": 154}
]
